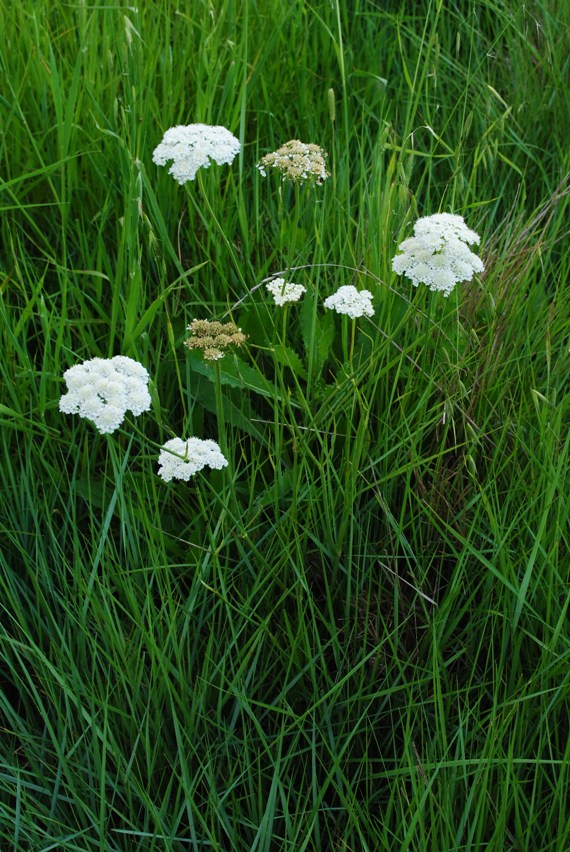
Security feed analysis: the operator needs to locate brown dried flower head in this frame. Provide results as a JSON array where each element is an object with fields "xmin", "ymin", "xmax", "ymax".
[
  {"xmin": 184, "ymin": 319, "xmax": 247, "ymax": 361},
  {"xmin": 257, "ymin": 140, "xmax": 330, "ymax": 185}
]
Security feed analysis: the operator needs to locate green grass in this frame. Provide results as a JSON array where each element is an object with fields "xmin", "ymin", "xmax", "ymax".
[{"xmin": 1, "ymin": 0, "xmax": 569, "ymax": 849}]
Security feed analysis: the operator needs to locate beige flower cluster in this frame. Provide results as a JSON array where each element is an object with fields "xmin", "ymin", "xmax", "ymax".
[
  {"xmin": 257, "ymin": 140, "xmax": 330, "ymax": 185},
  {"xmin": 184, "ymin": 319, "xmax": 247, "ymax": 361}
]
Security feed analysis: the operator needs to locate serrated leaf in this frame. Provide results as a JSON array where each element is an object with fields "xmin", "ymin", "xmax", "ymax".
[
  {"xmin": 186, "ymin": 350, "xmax": 283, "ymax": 401},
  {"xmin": 191, "ymin": 377, "xmax": 268, "ymax": 446},
  {"xmin": 300, "ymin": 296, "xmax": 335, "ymax": 379},
  {"xmin": 271, "ymin": 344, "xmax": 308, "ymax": 379}
]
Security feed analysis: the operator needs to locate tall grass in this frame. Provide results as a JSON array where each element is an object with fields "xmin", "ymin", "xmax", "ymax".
[{"xmin": 1, "ymin": 1, "xmax": 569, "ymax": 849}]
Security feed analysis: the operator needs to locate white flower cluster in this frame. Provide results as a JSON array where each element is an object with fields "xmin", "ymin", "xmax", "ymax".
[
  {"xmin": 157, "ymin": 437, "xmax": 228, "ymax": 482},
  {"xmin": 266, "ymin": 278, "xmax": 306, "ymax": 306},
  {"xmin": 391, "ymin": 213, "xmax": 485, "ymax": 297},
  {"xmin": 59, "ymin": 356, "xmax": 151, "ymax": 434},
  {"xmin": 152, "ymin": 124, "xmax": 241, "ymax": 184},
  {"xmin": 323, "ymin": 285, "xmax": 374, "ymax": 319}
]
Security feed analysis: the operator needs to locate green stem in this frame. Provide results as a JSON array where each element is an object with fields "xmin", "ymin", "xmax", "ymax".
[
  {"xmin": 213, "ymin": 361, "xmax": 227, "ymax": 460},
  {"xmin": 281, "ymin": 303, "xmax": 288, "ymax": 346},
  {"xmin": 212, "ymin": 360, "xmax": 241, "ymax": 516},
  {"xmin": 349, "ymin": 317, "xmax": 356, "ymax": 364},
  {"xmin": 193, "ymin": 174, "xmax": 248, "ymax": 295}
]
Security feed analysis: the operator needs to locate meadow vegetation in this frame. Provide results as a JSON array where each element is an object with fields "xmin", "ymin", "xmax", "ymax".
[{"xmin": 1, "ymin": 0, "xmax": 569, "ymax": 848}]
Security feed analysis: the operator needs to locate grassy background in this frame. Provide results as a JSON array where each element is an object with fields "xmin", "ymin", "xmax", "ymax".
[{"xmin": 1, "ymin": 0, "xmax": 569, "ymax": 849}]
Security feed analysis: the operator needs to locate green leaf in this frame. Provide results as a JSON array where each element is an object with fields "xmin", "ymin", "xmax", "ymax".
[
  {"xmin": 271, "ymin": 344, "xmax": 308, "ymax": 380},
  {"xmin": 187, "ymin": 351, "xmax": 283, "ymax": 401}
]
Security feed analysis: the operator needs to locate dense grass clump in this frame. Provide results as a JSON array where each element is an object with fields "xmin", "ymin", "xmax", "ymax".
[{"xmin": 1, "ymin": 1, "xmax": 569, "ymax": 849}]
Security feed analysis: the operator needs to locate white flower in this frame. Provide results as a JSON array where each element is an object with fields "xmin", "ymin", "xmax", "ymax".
[
  {"xmin": 152, "ymin": 124, "xmax": 241, "ymax": 184},
  {"xmin": 157, "ymin": 437, "xmax": 228, "ymax": 482},
  {"xmin": 266, "ymin": 278, "xmax": 306, "ymax": 306},
  {"xmin": 59, "ymin": 356, "xmax": 151, "ymax": 434},
  {"xmin": 391, "ymin": 213, "xmax": 484, "ymax": 296},
  {"xmin": 323, "ymin": 285, "xmax": 374, "ymax": 319}
]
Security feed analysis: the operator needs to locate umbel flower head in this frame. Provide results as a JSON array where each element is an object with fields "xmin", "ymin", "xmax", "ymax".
[
  {"xmin": 391, "ymin": 213, "xmax": 485, "ymax": 297},
  {"xmin": 184, "ymin": 319, "xmax": 247, "ymax": 361},
  {"xmin": 59, "ymin": 355, "xmax": 151, "ymax": 434},
  {"xmin": 257, "ymin": 140, "xmax": 330, "ymax": 185},
  {"xmin": 152, "ymin": 124, "xmax": 241, "ymax": 184},
  {"xmin": 266, "ymin": 278, "xmax": 306, "ymax": 306},
  {"xmin": 157, "ymin": 437, "xmax": 228, "ymax": 482},
  {"xmin": 323, "ymin": 285, "xmax": 374, "ymax": 319}
]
